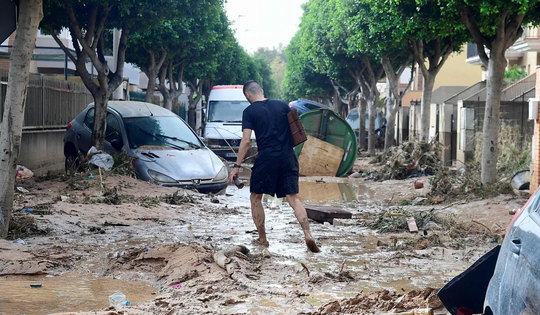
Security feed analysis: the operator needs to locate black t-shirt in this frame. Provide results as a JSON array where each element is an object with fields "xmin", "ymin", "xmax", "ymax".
[{"xmin": 242, "ymin": 99, "xmax": 294, "ymax": 160}]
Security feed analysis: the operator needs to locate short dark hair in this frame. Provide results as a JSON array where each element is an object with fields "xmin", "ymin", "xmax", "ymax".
[{"xmin": 243, "ymin": 80, "xmax": 263, "ymax": 95}]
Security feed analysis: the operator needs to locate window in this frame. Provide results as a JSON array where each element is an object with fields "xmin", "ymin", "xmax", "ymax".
[
  {"xmin": 84, "ymin": 108, "xmax": 95, "ymax": 130},
  {"xmin": 105, "ymin": 113, "xmax": 122, "ymax": 143}
]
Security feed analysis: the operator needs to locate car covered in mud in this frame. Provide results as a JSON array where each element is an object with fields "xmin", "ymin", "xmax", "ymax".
[
  {"xmin": 438, "ymin": 188, "xmax": 540, "ymax": 315},
  {"xmin": 64, "ymin": 101, "xmax": 229, "ymax": 194}
]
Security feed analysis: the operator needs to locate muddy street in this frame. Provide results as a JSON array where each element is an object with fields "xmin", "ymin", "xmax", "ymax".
[{"xmin": 0, "ymin": 162, "xmax": 526, "ymax": 315}]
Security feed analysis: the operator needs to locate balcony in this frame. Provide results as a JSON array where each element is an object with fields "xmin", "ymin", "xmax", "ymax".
[{"xmin": 513, "ymin": 27, "xmax": 540, "ymax": 52}]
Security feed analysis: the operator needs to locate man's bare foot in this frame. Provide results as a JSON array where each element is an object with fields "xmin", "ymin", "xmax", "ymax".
[
  {"xmin": 306, "ymin": 237, "xmax": 320, "ymax": 253},
  {"xmin": 252, "ymin": 238, "xmax": 269, "ymax": 247}
]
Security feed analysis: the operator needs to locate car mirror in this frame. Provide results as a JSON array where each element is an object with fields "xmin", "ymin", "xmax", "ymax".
[{"xmin": 111, "ymin": 138, "xmax": 123, "ymax": 151}]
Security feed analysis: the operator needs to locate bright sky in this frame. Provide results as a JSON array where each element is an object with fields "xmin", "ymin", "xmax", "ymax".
[{"xmin": 225, "ymin": 0, "xmax": 307, "ymax": 54}]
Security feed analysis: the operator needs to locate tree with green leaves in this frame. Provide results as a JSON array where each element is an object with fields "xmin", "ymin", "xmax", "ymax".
[
  {"xmin": 505, "ymin": 65, "xmax": 528, "ymax": 85},
  {"xmin": 300, "ymin": 0, "xmax": 384, "ymax": 154},
  {"xmin": 126, "ymin": 0, "xmax": 225, "ymax": 113},
  {"xmin": 282, "ymin": 33, "xmax": 334, "ymax": 104},
  {"xmin": 41, "ymin": 0, "xmax": 177, "ymax": 150},
  {"xmin": 0, "ymin": 0, "xmax": 43, "ymax": 237},
  {"xmin": 340, "ymin": 0, "xmax": 414, "ymax": 151},
  {"xmin": 453, "ymin": 0, "xmax": 540, "ymax": 183},
  {"xmin": 253, "ymin": 54, "xmax": 277, "ymax": 99}
]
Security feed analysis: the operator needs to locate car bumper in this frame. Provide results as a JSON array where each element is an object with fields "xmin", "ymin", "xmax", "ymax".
[
  {"xmin": 161, "ymin": 181, "xmax": 228, "ymax": 194},
  {"xmin": 209, "ymin": 147, "xmax": 257, "ymax": 161}
]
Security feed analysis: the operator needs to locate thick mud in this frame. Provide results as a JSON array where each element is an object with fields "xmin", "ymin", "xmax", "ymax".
[{"xmin": 0, "ymin": 161, "xmax": 528, "ymax": 315}]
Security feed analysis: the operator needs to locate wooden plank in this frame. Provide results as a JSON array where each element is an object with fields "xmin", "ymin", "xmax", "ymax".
[
  {"xmin": 304, "ymin": 205, "xmax": 352, "ymax": 224},
  {"xmin": 298, "ymin": 135, "xmax": 344, "ymax": 176}
]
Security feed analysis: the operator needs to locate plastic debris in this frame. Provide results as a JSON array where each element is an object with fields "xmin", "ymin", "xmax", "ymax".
[
  {"xmin": 23, "ymin": 208, "xmax": 32, "ymax": 213},
  {"xmin": 407, "ymin": 218, "xmax": 419, "ymax": 233},
  {"xmin": 30, "ymin": 283, "xmax": 42, "ymax": 288},
  {"xmin": 13, "ymin": 238, "xmax": 25, "ymax": 244},
  {"xmin": 88, "ymin": 174, "xmax": 94, "ymax": 179},
  {"xmin": 16, "ymin": 187, "xmax": 29, "ymax": 194},
  {"xmin": 173, "ymin": 284, "xmax": 182, "ymax": 289},
  {"xmin": 108, "ymin": 292, "xmax": 127, "ymax": 310},
  {"xmin": 87, "ymin": 146, "xmax": 114, "ymax": 170},
  {"xmin": 16, "ymin": 165, "xmax": 34, "ymax": 181}
]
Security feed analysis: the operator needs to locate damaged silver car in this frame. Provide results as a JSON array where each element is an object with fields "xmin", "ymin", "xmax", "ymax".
[{"xmin": 64, "ymin": 101, "xmax": 228, "ymax": 194}]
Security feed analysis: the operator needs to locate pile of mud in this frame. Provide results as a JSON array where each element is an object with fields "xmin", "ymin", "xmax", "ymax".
[{"xmin": 307, "ymin": 287, "xmax": 442, "ymax": 315}]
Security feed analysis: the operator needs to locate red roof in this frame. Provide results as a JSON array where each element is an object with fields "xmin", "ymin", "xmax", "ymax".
[{"xmin": 212, "ymin": 85, "xmax": 243, "ymax": 90}]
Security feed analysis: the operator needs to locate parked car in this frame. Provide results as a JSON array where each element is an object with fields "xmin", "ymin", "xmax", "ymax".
[
  {"xmin": 438, "ymin": 186, "xmax": 540, "ymax": 315},
  {"xmin": 289, "ymin": 99, "xmax": 332, "ymax": 115},
  {"xmin": 64, "ymin": 101, "xmax": 229, "ymax": 194},
  {"xmin": 345, "ymin": 108, "xmax": 386, "ymax": 145},
  {"xmin": 482, "ymin": 187, "xmax": 540, "ymax": 315}
]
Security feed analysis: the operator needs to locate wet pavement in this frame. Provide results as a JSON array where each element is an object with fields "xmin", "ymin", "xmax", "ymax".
[{"xmin": 0, "ymin": 173, "xmax": 519, "ymax": 314}]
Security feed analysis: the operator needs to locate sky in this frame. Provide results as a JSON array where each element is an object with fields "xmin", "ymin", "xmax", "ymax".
[{"xmin": 224, "ymin": 0, "xmax": 307, "ymax": 54}]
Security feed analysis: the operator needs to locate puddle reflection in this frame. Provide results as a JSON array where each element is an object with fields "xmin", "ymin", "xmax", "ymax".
[{"xmin": 0, "ymin": 272, "xmax": 155, "ymax": 315}]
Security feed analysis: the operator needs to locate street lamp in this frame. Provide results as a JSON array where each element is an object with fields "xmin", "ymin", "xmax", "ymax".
[
  {"xmin": 237, "ymin": 15, "xmax": 246, "ymax": 43},
  {"xmin": 244, "ymin": 29, "xmax": 250, "ymax": 51}
]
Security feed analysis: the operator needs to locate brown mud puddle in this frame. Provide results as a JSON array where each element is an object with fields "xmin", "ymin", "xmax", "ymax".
[{"xmin": 0, "ymin": 272, "xmax": 156, "ymax": 315}]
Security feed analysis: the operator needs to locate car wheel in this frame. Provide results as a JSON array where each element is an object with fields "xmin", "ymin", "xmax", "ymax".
[{"xmin": 65, "ymin": 151, "xmax": 80, "ymax": 175}]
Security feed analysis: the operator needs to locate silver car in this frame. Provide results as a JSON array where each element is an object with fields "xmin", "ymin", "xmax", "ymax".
[{"xmin": 63, "ymin": 101, "xmax": 229, "ymax": 194}]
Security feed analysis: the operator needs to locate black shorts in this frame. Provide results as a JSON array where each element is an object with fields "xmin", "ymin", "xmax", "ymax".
[{"xmin": 250, "ymin": 156, "xmax": 299, "ymax": 198}]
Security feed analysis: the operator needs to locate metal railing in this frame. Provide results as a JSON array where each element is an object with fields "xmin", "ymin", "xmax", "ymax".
[{"xmin": 0, "ymin": 69, "xmax": 93, "ymax": 129}]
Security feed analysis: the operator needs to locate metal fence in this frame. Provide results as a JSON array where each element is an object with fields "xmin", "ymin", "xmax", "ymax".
[{"xmin": 0, "ymin": 69, "xmax": 94, "ymax": 129}]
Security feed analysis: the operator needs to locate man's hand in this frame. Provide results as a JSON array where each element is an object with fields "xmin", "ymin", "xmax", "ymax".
[{"xmin": 229, "ymin": 167, "xmax": 240, "ymax": 184}]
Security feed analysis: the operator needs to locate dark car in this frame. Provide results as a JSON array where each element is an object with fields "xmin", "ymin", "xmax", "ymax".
[
  {"xmin": 345, "ymin": 108, "xmax": 386, "ymax": 145},
  {"xmin": 482, "ymin": 188, "xmax": 540, "ymax": 315},
  {"xmin": 289, "ymin": 99, "xmax": 332, "ymax": 115},
  {"xmin": 64, "ymin": 101, "xmax": 228, "ymax": 194}
]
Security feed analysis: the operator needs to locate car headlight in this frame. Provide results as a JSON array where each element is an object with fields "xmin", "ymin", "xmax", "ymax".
[
  {"xmin": 206, "ymin": 139, "xmax": 219, "ymax": 146},
  {"xmin": 148, "ymin": 169, "xmax": 177, "ymax": 183},
  {"xmin": 214, "ymin": 166, "xmax": 228, "ymax": 182}
]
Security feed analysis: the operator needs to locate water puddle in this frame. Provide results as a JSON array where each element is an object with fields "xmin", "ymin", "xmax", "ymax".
[{"xmin": 0, "ymin": 272, "xmax": 156, "ymax": 315}]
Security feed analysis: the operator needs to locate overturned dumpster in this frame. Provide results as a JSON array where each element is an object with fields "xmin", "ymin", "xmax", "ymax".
[{"xmin": 294, "ymin": 109, "xmax": 357, "ymax": 177}]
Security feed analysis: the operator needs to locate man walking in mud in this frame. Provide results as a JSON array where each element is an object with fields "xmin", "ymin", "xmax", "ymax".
[{"xmin": 228, "ymin": 80, "xmax": 320, "ymax": 253}]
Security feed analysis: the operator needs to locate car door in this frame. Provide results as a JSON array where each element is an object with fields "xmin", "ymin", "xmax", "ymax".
[
  {"xmin": 104, "ymin": 111, "xmax": 124, "ymax": 152},
  {"xmin": 78, "ymin": 107, "xmax": 95, "ymax": 154},
  {"xmin": 511, "ymin": 202, "xmax": 540, "ymax": 314}
]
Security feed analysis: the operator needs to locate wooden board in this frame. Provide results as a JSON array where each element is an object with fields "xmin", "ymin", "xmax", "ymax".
[
  {"xmin": 297, "ymin": 136, "xmax": 345, "ymax": 176},
  {"xmin": 304, "ymin": 205, "xmax": 353, "ymax": 224}
]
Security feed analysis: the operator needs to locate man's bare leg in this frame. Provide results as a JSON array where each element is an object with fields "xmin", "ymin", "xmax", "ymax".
[
  {"xmin": 250, "ymin": 193, "xmax": 269, "ymax": 246},
  {"xmin": 287, "ymin": 194, "xmax": 320, "ymax": 253}
]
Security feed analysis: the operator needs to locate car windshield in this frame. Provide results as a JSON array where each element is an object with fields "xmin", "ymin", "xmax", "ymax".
[
  {"xmin": 208, "ymin": 101, "xmax": 250, "ymax": 122},
  {"xmin": 124, "ymin": 116, "xmax": 203, "ymax": 150},
  {"xmin": 346, "ymin": 109, "xmax": 381, "ymax": 130}
]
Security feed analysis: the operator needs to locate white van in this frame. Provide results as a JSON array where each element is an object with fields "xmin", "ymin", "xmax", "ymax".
[{"xmin": 203, "ymin": 85, "xmax": 256, "ymax": 160}]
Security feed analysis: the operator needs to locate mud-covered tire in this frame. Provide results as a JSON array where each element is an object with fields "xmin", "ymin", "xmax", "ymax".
[{"xmin": 65, "ymin": 151, "xmax": 80, "ymax": 175}]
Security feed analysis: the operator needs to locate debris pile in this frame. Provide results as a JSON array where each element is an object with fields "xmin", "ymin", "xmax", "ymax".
[
  {"xmin": 368, "ymin": 207, "xmax": 450, "ymax": 233},
  {"xmin": 371, "ymin": 141, "xmax": 442, "ymax": 180},
  {"xmin": 307, "ymin": 287, "xmax": 442, "ymax": 315},
  {"xmin": 429, "ymin": 164, "xmax": 513, "ymax": 199}
]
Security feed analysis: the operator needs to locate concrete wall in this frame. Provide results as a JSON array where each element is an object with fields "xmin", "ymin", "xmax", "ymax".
[{"xmin": 19, "ymin": 129, "xmax": 65, "ymax": 176}]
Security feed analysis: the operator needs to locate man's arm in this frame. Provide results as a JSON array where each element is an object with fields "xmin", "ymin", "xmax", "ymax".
[
  {"xmin": 235, "ymin": 128, "xmax": 252, "ymax": 165},
  {"xmin": 229, "ymin": 128, "xmax": 252, "ymax": 183}
]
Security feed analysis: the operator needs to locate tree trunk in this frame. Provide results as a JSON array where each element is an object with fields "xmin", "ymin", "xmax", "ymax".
[
  {"xmin": 163, "ymin": 96, "xmax": 173, "ymax": 111},
  {"xmin": 481, "ymin": 48, "xmax": 506, "ymax": 184},
  {"xmin": 91, "ymin": 89, "xmax": 109, "ymax": 150},
  {"xmin": 188, "ymin": 107, "xmax": 196, "ymax": 130},
  {"xmin": 385, "ymin": 93, "xmax": 397, "ymax": 151},
  {"xmin": 367, "ymin": 96, "xmax": 377, "ymax": 156},
  {"xmin": 419, "ymin": 73, "xmax": 435, "ymax": 142},
  {"xmin": 358, "ymin": 97, "xmax": 367, "ymax": 151},
  {"xmin": 145, "ymin": 69, "xmax": 158, "ymax": 103},
  {"xmin": 0, "ymin": 0, "xmax": 43, "ymax": 238},
  {"xmin": 333, "ymin": 88, "xmax": 341, "ymax": 115}
]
